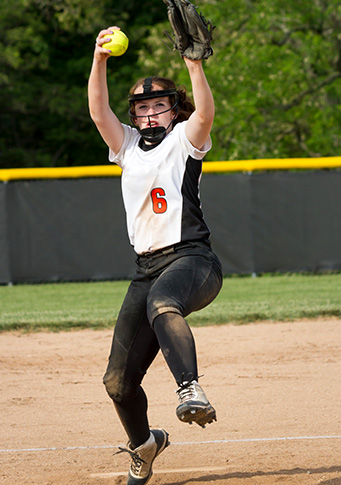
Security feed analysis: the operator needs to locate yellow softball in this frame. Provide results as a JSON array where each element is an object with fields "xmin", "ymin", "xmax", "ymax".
[{"xmin": 102, "ymin": 30, "xmax": 129, "ymax": 57}]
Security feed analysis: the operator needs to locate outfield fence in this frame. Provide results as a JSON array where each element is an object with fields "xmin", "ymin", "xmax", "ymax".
[
  {"xmin": 1, "ymin": 157, "xmax": 341, "ymax": 284},
  {"xmin": 1, "ymin": 157, "xmax": 341, "ymax": 181}
]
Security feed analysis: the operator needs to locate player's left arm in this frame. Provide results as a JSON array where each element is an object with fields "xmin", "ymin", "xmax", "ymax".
[{"xmin": 184, "ymin": 57, "xmax": 214, "ymax": 151}]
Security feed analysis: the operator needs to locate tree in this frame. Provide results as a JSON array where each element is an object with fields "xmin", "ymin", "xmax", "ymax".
[
  {"xmin": 0, "ymin": 0, "xmax": 165, "ymax": 168},
  {"xmin": 138, "ymin": 0, "xmax": 341, "ymax": 161},
  {"xmin": 0, "ymin": 0, "xmax": 340, "ymax": 168}
]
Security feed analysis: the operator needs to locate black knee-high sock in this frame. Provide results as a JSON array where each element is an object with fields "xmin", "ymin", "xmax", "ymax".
[
  {"xmin": 153, "ymin": 312, "xmax": 198, "ymax": 385},
  {"xmin": 113, "ymin": 386, "xmax": 150, "ymax": 449}
]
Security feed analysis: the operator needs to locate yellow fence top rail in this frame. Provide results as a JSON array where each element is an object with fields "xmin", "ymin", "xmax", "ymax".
[
  {"xmin": 205, "ymin": 157, "xmax": 341, "ymax": 173},
  {"xmin": 0, "ymin": 157, "xmax": 340, "ymax": 181},
  {"xmin": 0, "ymin": 164, "xmax": 122, "ymax": 182}
]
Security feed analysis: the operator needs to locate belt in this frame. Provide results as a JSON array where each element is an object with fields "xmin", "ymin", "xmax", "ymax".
[
  {"xmin": 137, "ymin": 240, "xmax": 210, "ymax": 260},
  {"xmin": 138, "ymin": 243, "xmax": 181, "ymax": 260}
]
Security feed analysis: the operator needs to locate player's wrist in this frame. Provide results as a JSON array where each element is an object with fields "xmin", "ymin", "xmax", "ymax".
[{"xmin": 184, "ymin": 58, "xmax": 204, "ymax": 75}]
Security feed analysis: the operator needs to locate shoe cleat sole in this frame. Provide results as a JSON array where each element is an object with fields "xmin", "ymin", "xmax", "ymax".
[{"xmin": 177, "ymin": 405, "xmax": 217, "ymax": 427}]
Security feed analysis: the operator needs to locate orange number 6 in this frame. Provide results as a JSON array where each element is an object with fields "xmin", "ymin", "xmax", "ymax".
[{"xmin": 151, "ymin": 188, "xmax": 167, "ymax": 214}]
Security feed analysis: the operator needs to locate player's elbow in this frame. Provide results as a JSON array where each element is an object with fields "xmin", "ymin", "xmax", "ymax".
[
  {"xmin": 198, "ymin": 113, "xmax": 214, "ymax": 134},
  {"xmin": 89, "ymin": 105, "xmax": 104, "ymax": 125},
  {"xmin": 197, "ymin": 105, "xmax": 214, "ymax": 127}
]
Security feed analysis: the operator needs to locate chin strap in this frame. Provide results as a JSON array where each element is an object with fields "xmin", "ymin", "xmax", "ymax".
[{"xmin": 139, "ymin": 126, "xmax": 167, "ymax": 143}]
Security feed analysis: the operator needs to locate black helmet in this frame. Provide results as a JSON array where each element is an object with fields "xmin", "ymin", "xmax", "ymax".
[{"xmin": 128, "ymin": 77, "xmax": 179, "ymax": 143}]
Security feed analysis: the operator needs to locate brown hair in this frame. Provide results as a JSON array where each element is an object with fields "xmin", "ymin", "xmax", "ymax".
[{"xmin": 129, "ymin": 76, "xmax": 195, "ymax": 125}]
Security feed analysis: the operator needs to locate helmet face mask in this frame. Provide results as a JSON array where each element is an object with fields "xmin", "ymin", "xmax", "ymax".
[{"xmin": 128, "ymin": 77, "xmax": 179, "ymax": 143}]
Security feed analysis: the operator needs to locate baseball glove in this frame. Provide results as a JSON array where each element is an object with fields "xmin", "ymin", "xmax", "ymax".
[{"xmin": 163, "ymin": 0, "xmax": 214, "ymax": 60}]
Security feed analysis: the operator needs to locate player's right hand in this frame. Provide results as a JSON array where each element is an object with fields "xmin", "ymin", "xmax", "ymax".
[{"xmin": 94, "ymin": 26, "xmax": 120, "ymax": 60}]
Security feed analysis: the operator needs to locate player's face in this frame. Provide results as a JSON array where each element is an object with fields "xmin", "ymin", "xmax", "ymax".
[{"xmin": 133, "ymin": 84, "xmax": 174, "ymax": 132}]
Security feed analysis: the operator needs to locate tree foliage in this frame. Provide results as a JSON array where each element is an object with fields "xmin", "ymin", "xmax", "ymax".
[
  {"xmin": 138, "ymin": 0, "xmax": 341, "ymax": 161},
  {"xmin": 0, "ymin": 0, "xmax": 165, "ymax": 167},
  {"xmin": 0, "ymin": 0, "xmax": 340, "ymax": 168}
]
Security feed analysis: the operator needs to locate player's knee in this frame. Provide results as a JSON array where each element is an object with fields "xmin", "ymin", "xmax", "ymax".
[
  {"xmin": 102, "ymin": 369, "xmax": 134, "ymax": 403},
  {"xmin": 147, "ymin": 304, "xmax": 183, "ymax": 328},
  {"xmin": 146, "ymin": 295, "xmax": 182, "ymax": 327}
]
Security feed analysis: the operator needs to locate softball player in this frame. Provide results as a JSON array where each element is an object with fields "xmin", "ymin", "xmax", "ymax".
[{"xmin": 88, "ymin": 26, "xmax": 223, "ymax": 485}]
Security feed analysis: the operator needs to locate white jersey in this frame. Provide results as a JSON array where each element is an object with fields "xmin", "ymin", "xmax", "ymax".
[{"xmin": 109, "ymin": 121, "xmax": 211, "ymax": 255}]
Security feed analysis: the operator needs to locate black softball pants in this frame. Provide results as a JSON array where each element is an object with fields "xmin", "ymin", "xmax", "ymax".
[{"xmin": 103, "ymin": 240, "xmax": 223, "ymax": 448}]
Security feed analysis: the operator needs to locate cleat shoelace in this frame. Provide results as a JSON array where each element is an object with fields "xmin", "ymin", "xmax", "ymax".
[
  {"xmin": 176, "ymin": 381, "xmax": 197, "ymax": 403},
  {"xmin": 114, "ymin": 447, "xmax": 147, "ymax": 475},
  {"xmin": 176, "ymin": 375, "xmax": 204, "ymax": 404}
]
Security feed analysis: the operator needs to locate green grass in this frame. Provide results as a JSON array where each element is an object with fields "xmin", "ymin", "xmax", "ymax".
[{"xmin": 0, "ymin": 273, "xmax": 340, "ymax": 332}]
